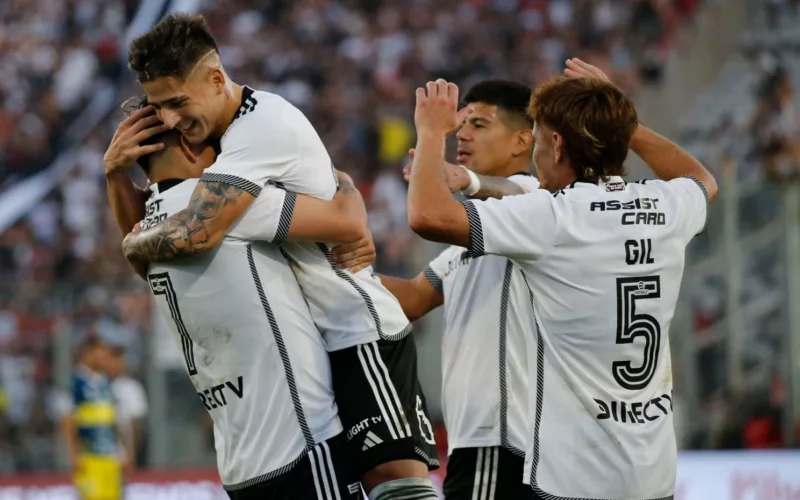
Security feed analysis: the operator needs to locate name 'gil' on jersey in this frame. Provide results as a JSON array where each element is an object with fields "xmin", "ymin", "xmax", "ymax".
[{"xmin": 462, "ymin": 176, "xmax": 707, "ymax": 500}]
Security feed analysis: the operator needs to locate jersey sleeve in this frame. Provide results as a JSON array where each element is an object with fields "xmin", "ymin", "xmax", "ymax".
[
  {"xmin": 508, "ymin": 174, "xmax": 540, "ymax": 192},
  {"xmin": 664, "ymin": 176, "xmax": 708, "ymax": 238},
  {"xmin": 227, "ymin": 183, "xmax": 296, "ymax": 245},
  {"xmin": 200, "ymin": 115, "xmax": 298, "ymax": 197},
  {"xmin": 424, "ymin": 248, "xmax": 454, "ymax": 293},
  {"xmin": 462, "ymin": 190, "xmax": 557, "ymax": 260}
]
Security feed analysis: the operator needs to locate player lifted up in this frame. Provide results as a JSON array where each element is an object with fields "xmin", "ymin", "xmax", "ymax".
[
  {"xmin": 106, "ymin": 97, "xmax": 370, "ymax": 499},
  {"xmin": 380, "ymin": 80, "xmax": 539, "ymax": 499},
  {"xmin": 118, "ymin": 13, "xmax": 439, "ymax": 500},
  {"xmin": 405, "ymin": 61, "xmax": 716, "ymax": 500}
]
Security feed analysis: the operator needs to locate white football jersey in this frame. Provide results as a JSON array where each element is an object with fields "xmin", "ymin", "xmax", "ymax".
[
  {"xmin": 143, "ymin": 179, "xmax": 342, "ymax": 490},
  {"xmin": 463, "ymin": 176, "xmax": 707, "ymax": 499},
  {"xmin": 425, "ymin": 174, "xmax": 539, "ymax": 456},
  {"xmin": 202, "ymin": 87, "xmax": 411, "ymax": 351}
]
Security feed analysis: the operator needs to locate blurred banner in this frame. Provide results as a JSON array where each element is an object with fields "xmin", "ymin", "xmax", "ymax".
[{"xmin": 1, "ymin": 452, "xmax": 799, "ymax": 499}]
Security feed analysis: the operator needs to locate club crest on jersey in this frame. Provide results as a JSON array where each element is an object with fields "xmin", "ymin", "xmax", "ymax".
[{"xmin": 606, "ymin": 181, "xmax": 625, "ymax": 192}]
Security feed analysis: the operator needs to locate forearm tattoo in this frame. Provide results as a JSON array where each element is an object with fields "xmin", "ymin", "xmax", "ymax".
[{"xmin": 123, "ymin": 181, "xmax": 248, "ymax": 262}]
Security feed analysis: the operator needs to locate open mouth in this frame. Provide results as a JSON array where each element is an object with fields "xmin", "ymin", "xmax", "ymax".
[
  {"xmin": 457, "ymin": 149, "xmax": 472, "ymax": 165},
  {"xmin": 180, "ymin": 121, "xmax": 197, "ymax": 134}
]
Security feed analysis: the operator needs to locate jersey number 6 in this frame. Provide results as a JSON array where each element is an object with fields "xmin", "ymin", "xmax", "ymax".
[{"xmin": 613, "ymin": 276, "xmax": 661, "ymax": 390}]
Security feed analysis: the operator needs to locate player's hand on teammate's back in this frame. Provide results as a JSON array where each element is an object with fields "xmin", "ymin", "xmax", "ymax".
[
  {"xmin": 563, "ymin": 58, "xmax": 613, "ymax": 84},
  {"xmin": 104, "ymin": 105, "xmax": 168, "ymax": 175},
  {"xmin": 331, "ymin": 230, "xmax": 376, "ymax": 274},
  {"xmin": 414, "ymin": 79, "xmax": 460, "ymax": 136},
  {"xmin": 403, "ymin": 149, "xmax": 472, "ymax": 193}
]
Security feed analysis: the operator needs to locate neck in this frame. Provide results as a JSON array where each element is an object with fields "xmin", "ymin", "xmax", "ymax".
[
  {"xmin": 549, "ymin": 169, "xmax": 579, "ymax": 192},
  {"xmin": 216, "ymin": 81, "xmax": 244, "ymax": 138},
  {"xmin": 495, "ymin": 156, "xmax": 533, "ymax": 178}
]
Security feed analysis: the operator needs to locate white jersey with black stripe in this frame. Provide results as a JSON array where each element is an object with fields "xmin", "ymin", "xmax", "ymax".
[
  {"xmin": 202, "ymin": 86, "xmax": 411, "ymax": 352},
  {"xmin": 143, "ymin": 179, "xmax": 342, "ymax": 490},
  {"xmin": 462, "ymin": 176, "xmax": 708, "ymax": 499},
  {"xmin": 425, "ymin": 174, "xmax": 539, "ymax": 457}
]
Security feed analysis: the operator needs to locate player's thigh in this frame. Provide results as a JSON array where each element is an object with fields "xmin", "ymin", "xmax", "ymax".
[
  {"xmin": 227, "ymin": 434, "xmax": 363, "ymax": 500},
  {"xmin": 443, "ymin": 447, "xmax": 534, "ymax": 500},
  {"xmin": 328, "ymin": 337, "xmax": 439, "ymax": 477}
]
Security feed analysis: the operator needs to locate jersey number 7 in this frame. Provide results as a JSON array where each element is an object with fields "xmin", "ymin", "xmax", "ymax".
[
  {"xmin": 613, "ymin": 276, "xmax": 661, "ymax": 390},
  {"xmin": 148, "ymin": 272, "xmax": 198, "ymax": 376}
]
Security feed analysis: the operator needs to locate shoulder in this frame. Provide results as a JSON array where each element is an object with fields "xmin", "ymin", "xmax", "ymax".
[
  {"xmin": 508, "ymin": 173, "xmax": 540, "ymax": 191},
  {"xmin": 221, "ymin": 90, "xmax": 297, "ymax": 153}
]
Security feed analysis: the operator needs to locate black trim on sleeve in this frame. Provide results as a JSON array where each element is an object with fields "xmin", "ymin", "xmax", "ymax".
[
  {"xmin": 461, "ymin": 201, "xmax": 485, "ymax": 258},
  {"xmin": 681, "ymin": 175, "xmax": 709, "ymax": 203},
  {"xmin": 200, "ymin": 172, "xmax": 262, "ymax": 197},
  {"xmin": 273, "ymin": 191, "xmax": 297, "ymax": 245},
  {"xmin": 423, "ymin": 267, "xmax": 443, "ymax": 293}
]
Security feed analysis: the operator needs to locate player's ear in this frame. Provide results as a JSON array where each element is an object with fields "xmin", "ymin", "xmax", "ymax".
[
  {"xmin": 179, "ymin": 134, "xmax": 198, "ymax": 163},
  {"xmin": 514, "ymin": 129, "xmax": 533, "ymax": 156},
  {"xmin": 209, "ymin": 67, "xmax": 225, "ymax": 94},
  {"xmin": 552, "ymin": 131, "xmax": 564, "ymax": 165}
]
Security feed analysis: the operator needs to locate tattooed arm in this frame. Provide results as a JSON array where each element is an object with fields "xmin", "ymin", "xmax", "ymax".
[{"xmin": 122, "ymin": 180, "xmax": 255, "ymax": 263}]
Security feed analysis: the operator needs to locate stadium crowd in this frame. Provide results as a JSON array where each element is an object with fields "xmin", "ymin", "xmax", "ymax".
[{"xmin": 0, "ymin": 0, "xmax": 737, "ymax": 473}]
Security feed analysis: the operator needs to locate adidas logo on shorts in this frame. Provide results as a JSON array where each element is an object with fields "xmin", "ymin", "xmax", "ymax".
[{"xmin": 362, "ymin": 431, "xmax": 383, "ymax": 451}]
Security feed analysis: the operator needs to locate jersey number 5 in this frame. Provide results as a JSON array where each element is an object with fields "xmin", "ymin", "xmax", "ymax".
[
  {"xmin": 148, "ymin": 273, "xmax": 198, "ymax": 376},
  {"xmin": 613, "ymin": 276, "xmax": 661, "ymax": 390}
]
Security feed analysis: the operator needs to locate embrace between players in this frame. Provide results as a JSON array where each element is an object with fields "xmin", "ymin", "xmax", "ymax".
[{"xmin": 102, "ymin": 12, "xmax": 716, "ymax": 500}]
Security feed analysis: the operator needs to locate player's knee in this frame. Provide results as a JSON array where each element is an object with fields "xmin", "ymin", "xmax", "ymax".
[
  {"xmin": 366, "ymin": 477, "xmax": 438, "ymax": 500},
  {"xmin": 362, "ymin": 459, "xmax": 429, "ymax": 492}
]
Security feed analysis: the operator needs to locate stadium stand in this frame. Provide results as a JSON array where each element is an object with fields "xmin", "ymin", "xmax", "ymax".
[{"xmin": 6, "ymin": 0, "xmax": 782, "ymax": 476}]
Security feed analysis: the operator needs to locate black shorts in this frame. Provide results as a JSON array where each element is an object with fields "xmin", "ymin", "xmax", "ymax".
[
  {"xmin": 227, "ymin": 433, "xmax": 363, "ymax": 500},
  {"xmin": 329, "ymin": 336, "xmax": 440, "ymax": 477},
  {"xmin": 443, "ymin": 446, "xmax": 537, "ymax": 500}
]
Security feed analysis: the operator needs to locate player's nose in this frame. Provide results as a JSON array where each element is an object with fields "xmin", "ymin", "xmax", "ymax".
[{"xmin": 157, "ymin": 109, "xmax": 181, "ymax": 129}]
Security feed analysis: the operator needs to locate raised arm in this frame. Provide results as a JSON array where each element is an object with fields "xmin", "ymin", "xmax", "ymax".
[
  {"xmin": 378, "ymin": 272, "xmax": 444, "ymax": 322},
  {"xmin": 406, "ymin": 80, "xmax": 473, "ymax": 247},
  {"xmin": 104, "ymin": 105, "xmax": 168, "ymax": 236},
  {"xmin": 564, "ymin": 58, "xmax": 717, "ymax": 202}
]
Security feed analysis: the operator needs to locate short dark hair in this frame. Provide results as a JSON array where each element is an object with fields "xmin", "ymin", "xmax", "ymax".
[
  {"xmin": 464, "ymin": 80, "xmax": 533, "ymax": 128},
  {"xmin": 120, "ymin": 95, "xmax": 175, "ymax": 174},
  {"xmin": 528, "ymin": 77, "xmax": 637, "ymax": 183},
  {"xmin": 128, "ymin": 13, "xmax": 218, "ymax": 83}
]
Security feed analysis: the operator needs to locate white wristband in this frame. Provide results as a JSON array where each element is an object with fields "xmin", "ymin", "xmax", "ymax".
[{"xmin": 460, "ymin": 167, "xmax": 481, "ymax": 197}]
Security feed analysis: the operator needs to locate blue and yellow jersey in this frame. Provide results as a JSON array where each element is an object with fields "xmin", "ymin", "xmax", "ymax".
[{"xmin": 71, "ymin": 366, "xmax": 117, "ymax": 457}]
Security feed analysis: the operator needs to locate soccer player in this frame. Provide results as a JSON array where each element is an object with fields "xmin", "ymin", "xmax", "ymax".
[
  {"xmin": 106, "ymin": 99, "xmax": 369, "ymax": 499},
  {"xmin": 59, "ymin": 337, "xmax": 123, "ymax": 500},
  {"xmin": 117, "ymin": 14, "xmax": 439, "ymax": 500},
  {"xmin": 378, "ymin": 80, "xmax": 539, "ymax": 499},
  {"xmin": 405, "ymin": 65, "xmax": 717, "ymax": 499}
]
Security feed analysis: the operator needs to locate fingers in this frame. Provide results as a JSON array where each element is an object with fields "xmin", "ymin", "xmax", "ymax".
[
  {"xmin": 131, "ymin": 123, "xmax": 170, "ymax": 144},
  {"xmin": 415, "ymin": 87, "xmax": 427, "ymax": 106},
  {"xmin": 347, "ymin": 254, "xmax": 374, "ymax": 274},
  {"xmin": 408, "ymin": 148, "xmax": 415, "ymax": 158},
  {"xmin": 120, "ymin": 105, "xmax": 156, "ymax": 130},
  {"xmin": 447, "ymin": 81, "xmax": 459, "ymax": 103},
  {"xmin": 426, "ymin": 80, "xmax": 437, "ymax": 100},
  {"xmin": 128, "ymin": 114, "xmax": 163, "ymax": 134},
  {"xmin": 133, "ymin": 143, "xmax": 165, "ymax": 156}
]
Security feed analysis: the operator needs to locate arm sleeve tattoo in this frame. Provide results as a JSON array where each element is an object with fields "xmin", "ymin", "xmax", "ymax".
[{"xmin": 123, "ymin": 181, "xmax": 251, "ymax": 263}]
